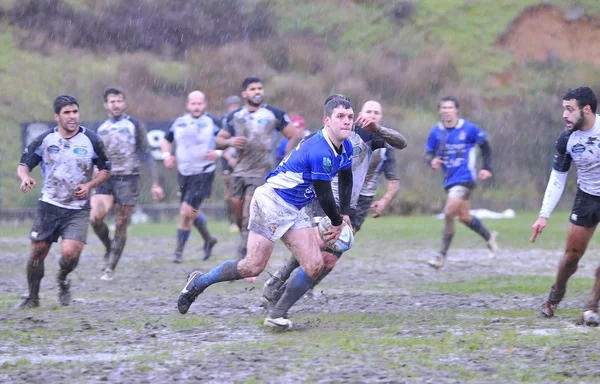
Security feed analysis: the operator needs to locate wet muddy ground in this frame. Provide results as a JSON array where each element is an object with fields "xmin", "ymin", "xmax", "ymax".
[{"xmin": 2, "ymin": 216, "xmax": 600, "ymax": 383}]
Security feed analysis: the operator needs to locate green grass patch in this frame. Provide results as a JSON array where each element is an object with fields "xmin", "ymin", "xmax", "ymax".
[{"xmin": 416, "ymin": 275, "xmax": 593, "ymax": 296}]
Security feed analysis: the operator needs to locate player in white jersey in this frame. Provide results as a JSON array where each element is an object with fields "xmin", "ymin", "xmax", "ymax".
[
  {"xmin": 17, "ymin": 95, "xmax": 111, "ymax": 308},
  {"xmin": 177, "ymin": 97, "xmax": 356, "ymax": 330},
  {"xmin": 161, "ymin": 91, "xmax": 221, "ymax": 263},
  {"xmin": 531, "ymin": 87, "xmax": 600, "ymax": 326},
  {"xmin": 261, "ymin": 98, "xmax": 407, "ymax": 308},
  {"xmin": 91, "ymin": 88, "xmax": 165, "ymax": 281},
  {"xmin": 215, "ymin": 77, "xmax": 300, "ymax": 259}
]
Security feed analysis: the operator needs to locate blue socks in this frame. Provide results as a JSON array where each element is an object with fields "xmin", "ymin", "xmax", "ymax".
[
  {"xmin": 269, "ymin": 268, "xmax": 316, "ymax": 318},
  {"xmin": 192, "ymin": 260, "xmax": 241, "ymax": 292},
  {"xmin": 176, "ymin": 229, "xmax": 191, "ymax": 253}
]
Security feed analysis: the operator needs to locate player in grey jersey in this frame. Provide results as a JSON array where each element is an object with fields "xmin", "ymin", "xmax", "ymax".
[
  {"xmin": 162, "ymin": 91, "xmax": 221, "ymax": 264},
  {"xmin": 91, "ymin": 88, "xmax": 165, "ymax": 281},
  {"xmin": 261, "ymin": 97, "xmax": 407, "ymax": 309},
  {"xmin": 216, "ymin": 77, "xmax": 301, "ymax": 259},
  {"xmin": 17, "ymin": 95, "xmax": 111, "ymax": 308},
  {"xmin": 531, "ymin": 87, "xmax": 600, "ymax": 326}
]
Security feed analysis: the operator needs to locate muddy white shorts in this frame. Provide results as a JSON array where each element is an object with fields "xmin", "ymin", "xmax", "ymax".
[{"xmin": 248, "ymin": 184, "xmax": 312, "ymax": 242}]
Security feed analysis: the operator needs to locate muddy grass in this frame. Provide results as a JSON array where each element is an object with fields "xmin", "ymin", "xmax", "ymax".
[{"xmin": 2, "ymin": 217, "xmax": 600, "ymax": 383}]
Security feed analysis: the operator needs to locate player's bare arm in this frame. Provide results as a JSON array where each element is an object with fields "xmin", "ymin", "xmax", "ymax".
[
  {"xmin": 17, "ymin": 165, "xmax": 36, "ymax": 193},
  {"xmin": 371, "ymin": 180, "xmax": 400, "ymax": 218},
  {"xmin": 74, "ymin": 169, "xmax": 110, "ymax": 200},
  {"xmin": 281, "ymin": 124, "xmax": 302, "ymax": 156},
  {"xmin": 215, "ymin": 129, "xmax": 247, "ymax": 150},
  {"xmin": 160, "ymin": 138, "xmax": 176, "ymax": 169},
  {"xmin": 355, "ymin": 115, "xmax": 408, "ymax": 150}
]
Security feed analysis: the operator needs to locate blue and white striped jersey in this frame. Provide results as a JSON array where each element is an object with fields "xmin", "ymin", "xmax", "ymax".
[{"xmin": 266, "ymin": 129, "xmax": 352, "ymax": 209}]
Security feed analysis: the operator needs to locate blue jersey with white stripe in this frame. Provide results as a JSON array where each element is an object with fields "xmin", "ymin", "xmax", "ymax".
[
  {"xmin": 266, "ymin": 129, "xmax": 352, "ymax": 209},
  {"xmin": 425, "ymin": 119, "xmax": 487, "ymax": 189}
]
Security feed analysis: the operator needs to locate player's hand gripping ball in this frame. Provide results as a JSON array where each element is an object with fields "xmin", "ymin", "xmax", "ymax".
[{"xmin": 318, "ymin": 216, "xmax": 354, "ymax": 253}]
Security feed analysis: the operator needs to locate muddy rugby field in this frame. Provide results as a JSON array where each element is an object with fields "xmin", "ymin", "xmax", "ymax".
[{"xmin": 2, "ymin": 212, "xmax": 600, "ymax": 383}]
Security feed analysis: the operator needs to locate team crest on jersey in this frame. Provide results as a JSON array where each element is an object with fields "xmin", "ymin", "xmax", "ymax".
[
  {"xmin": 352, "ymin": 147, "xmax": 362, "ymax": 157},
  {"xmin": 458, "ymin": 130, "xmax": 466, "ymax": 140},
  {"xmin": 572, "ymin": 143, "xmax": 585, "ymax": 154},
  {"xmin": 48, "ymin": 145, "xmax": 60, "ymax": 154},
  {"xmin": 322, "ymin": 157, "xmax": 332, "ymax": 170},
  {"xmin": 73, "ymin": 147, "xmax": 88, "ymax": 156}
]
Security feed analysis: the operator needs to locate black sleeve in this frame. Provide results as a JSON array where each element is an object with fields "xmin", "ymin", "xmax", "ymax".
[
  {"xmin": 355, "ymin": 126, "xmax": 386, "ymax": 151},
  {"xmin": 313, "ymin": 180, "xmax": 343, "ymax": 226},
  {"xmin": 132, "ymin": 119, "xmax": 157, "ymax": 183},
  {"xmin": 424, "ymin": 151, "xmax": 434, "ymax": 166},
  {"xmin": 553, "ymin": 129, "xmax": 573, "ymax": 172},
  {"xmin": 479, "ymin": 140, "xmax": 492, "ymax": 172},
  {"xmin": 207, "ymin": 113, "xmax": 222, "ymax": 130},
  {"xmin": 225, "ymin": 111, "xmax": 236, "ymax": 136},
  {"xmin": 337, "ymin": 167, "xmax": 353, "ymax": 215},
  {"xmin": 266, "ymin": 105, "xmax": 290, "ymax": 132},
  {"xmin": 382, "ymin": 148, "xmax": 398, "ymax": 180},
  {"xmin": 165, "ymin": 124, "xmax": 175, "ymax": 143},
  {"xmin": 85, "ymin": 131, "xmax": 112, "ymax": 171},
  {"xmin": 19, "ymin": 130, "xmax": 52, "ymax": 170}
]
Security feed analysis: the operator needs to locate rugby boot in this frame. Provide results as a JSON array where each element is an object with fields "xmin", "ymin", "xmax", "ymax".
[{"xmin": 177, "ymin": 271, "xmax": 203, "ymax": 314}]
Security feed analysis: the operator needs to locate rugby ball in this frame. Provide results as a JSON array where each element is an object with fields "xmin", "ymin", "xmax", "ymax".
[{"xmin": 317, "ymin": 216, "xmax": 354, "ymax": 253}]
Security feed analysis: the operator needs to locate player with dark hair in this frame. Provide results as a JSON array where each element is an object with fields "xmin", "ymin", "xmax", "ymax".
[
  {"xmin": 91, "ymin": 87, "xmax": 165, "ymax": 281},
  {"xmin": 215, "ymin": 77, "xmax": 300, "ymax": 259},
  {"xmin": 261, "ymin": 98, "xmax": 407, "ymax": 308},
  {"xmin": 177, "ymin": 97, "xmax": 355, "ymax": 330},
  {"xmin": 161, "ymin": 91, "xmax": 221, "ymax": 264},
  {"xmin": 531, "ymin": 87, "xmax": 600, "ymax": 326},
  {"xmin": 17, "ymin": 94, "xmax": 111, "ymax": 308},
  {"xmin": 425, "ymin": 96, "xmax": 498, "ymax": 269}
]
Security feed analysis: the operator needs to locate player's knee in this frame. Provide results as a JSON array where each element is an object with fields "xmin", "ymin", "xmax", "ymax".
[
  {"xmin": 458, "ymin": 214, "xmax": 472, "ymax": 224},
  {"xmin": 303, "ymin": 258, "xmax": 324, "ymax": 279},
  {"xmin": 238, "ymin": 258, "xmax": 265, "ymax": 277},
  {"xmin": 62, "ymin": 244, "xmax": 83, "ymax": 260}
]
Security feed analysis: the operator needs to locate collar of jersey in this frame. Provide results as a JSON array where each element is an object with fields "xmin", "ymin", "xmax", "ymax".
[
  {"xmin": 437, "ymin": 118, "xmax": 465, "ymax": 130},
  {"xmin": 321, "ymin": 128, "xmax": 345, "ymax": 154},
  {"xmin": 108, "ymin": 114, "xmax": 129, "ymax": 123},
  {"xmin": 53, "ymin": 125, "xmax": 85, "ymax": 137}
]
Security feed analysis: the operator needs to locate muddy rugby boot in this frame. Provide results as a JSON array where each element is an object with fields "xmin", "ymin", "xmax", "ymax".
[
  {"xmin": 583, "ymin": 310, "xmax": 600, "ymax": 326},
  {"xmin": 203, "ymin": 237, "xmax": 218, "ymax": 261},
  {"xmin": 16, "ymin": 296, "xmax": 40, "ymax": 309},
  {"xmin": 177, "ymin": 271, "xmax": 203, "ymax": 314},
  {"xmin": 539, "ymin": 285, "xmax": 565, "ymax": 318},
  {"xmin": 57, "ymin": 279, "xmax": 71, "ymax": 306},
  {"xmin": 487, "ymin": 231, "xmax": 500, "ymax": 255},
  {"xmin": 172, "ymin": 251, "xmax": 183, "ymax": 264},
  {"xmin": 261, "ymin": 276, "xmax": 286, "ymax": 310},
  {"xmin": 100, "ymin": 269, "xmax": 114, "ymax": 281},
  {"xmin": 539, "ymin": 300, "xmax": 557, "ymax": 318},
  {"xmin": 427, "ymin": 253, "xmax": 446, "ymax": 269},
  {"xmin": 263, "ymin": 316, "xmax": 294, "ymax": 330}
]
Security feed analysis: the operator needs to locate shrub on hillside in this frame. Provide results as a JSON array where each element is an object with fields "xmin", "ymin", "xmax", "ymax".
[{"xmin": 8, "ymin": 0, "xmax": 274, "ymax": 57}]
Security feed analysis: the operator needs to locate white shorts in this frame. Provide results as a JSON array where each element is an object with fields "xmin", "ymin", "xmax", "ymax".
[
  {"xmin": 447, "ymin": 185, "xmax": 473, "ymax": 200},
  {"xmin": 248, "ymin": 185, "xmax": 312, "ymax": 242}
]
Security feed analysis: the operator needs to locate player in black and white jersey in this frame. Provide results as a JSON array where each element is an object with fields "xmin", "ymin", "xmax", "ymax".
[
  {"xmin": 161, "ymin": 91, "xmax": 221, "ymax": 264},
  {"xmin": 261, "ymin": 97, "xmax": 407, "ymax": 309},
  {"xmin": 216, "ymin": 77, "xmax": 300, "ymax": 259},
  {"xmin": 531, "ymin": 87, "xmax": 600, "ymax": 326},
  {"xmin": 91, "ymin": 88, "xmax": 165, "ymax": 281},
  {"xmin": 17, "ymin": 95, "xmax": 111, "ymax": 308}
]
